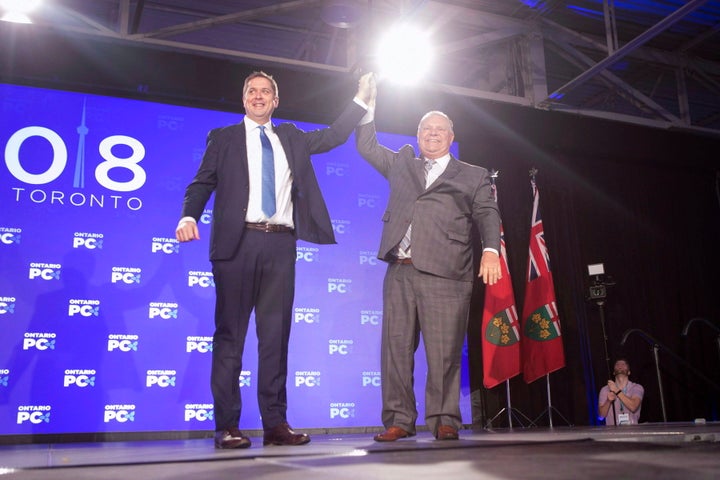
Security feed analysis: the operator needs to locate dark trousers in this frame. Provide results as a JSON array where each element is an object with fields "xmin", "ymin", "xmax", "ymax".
[{"xmin": 210, "ymin": 229, "xmax": 296, "ymax": 431}]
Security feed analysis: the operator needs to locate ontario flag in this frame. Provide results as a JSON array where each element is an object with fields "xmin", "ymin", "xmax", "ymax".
[
  {"xmin": 481, "ymin": 181, "xmax": 521, "ymax": 389},
  {"xmin": 521, "ymin": 177, "xmax": 565, "ymax": 383}
]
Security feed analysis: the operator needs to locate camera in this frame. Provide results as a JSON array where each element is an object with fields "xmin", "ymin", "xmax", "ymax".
[
  {"xmin": 589, "ymin": 284, "xmax": 607, "ymax": 299},
  {"xmin": 587, "ymin": 263, "xmax": 612, "ymax": 301}
]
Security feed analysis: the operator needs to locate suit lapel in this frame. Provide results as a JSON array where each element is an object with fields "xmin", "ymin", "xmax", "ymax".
[
  {"xmin": 275, "ymin": 123, "xmax": 295, "ymax": 174},
  {"xmin": 412, "ymin": 157, "xmax": 426, "ymax": 191},
  {"xmin": 234, "ymin": 122, "xmax": 250, "ymax": 180},
  {"xmin": 424, "ymin": 155, "xmax": 461, "ymax": 192}
]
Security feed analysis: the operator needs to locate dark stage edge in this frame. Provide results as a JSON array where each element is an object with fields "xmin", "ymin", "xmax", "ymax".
[{"xmin": 1, "ymin": 423, "xmax": 719, "ymax": 479}]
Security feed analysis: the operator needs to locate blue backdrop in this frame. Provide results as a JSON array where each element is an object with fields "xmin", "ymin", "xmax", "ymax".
[{"xmin": 0, "ymin": 83, "xmax": 467, "ymax": 435}]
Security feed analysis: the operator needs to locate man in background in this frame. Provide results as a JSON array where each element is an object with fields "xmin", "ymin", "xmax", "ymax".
[{"xmin": 598, "ymin": 358, "xmax": 644, "ymax": 425}]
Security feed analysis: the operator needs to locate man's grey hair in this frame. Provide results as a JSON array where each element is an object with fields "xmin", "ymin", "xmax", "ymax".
[{"xmin": 417, "ymin": 110, "xmax": 454, "ymax": 133}]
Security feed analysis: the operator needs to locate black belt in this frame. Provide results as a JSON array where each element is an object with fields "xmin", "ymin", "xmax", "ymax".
[{"xmin": 245, "ymin": 222, "xmax": 294, "ymax": 233}]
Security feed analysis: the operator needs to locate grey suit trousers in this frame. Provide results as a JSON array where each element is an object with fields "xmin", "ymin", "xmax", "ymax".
[{"xmin": 381, "ymin": 262, "xmax": 472, "ymax": 436}]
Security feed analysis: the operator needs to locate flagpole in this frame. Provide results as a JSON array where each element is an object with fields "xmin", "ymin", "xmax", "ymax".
[
  {"xmin": 506, "ymin": 379, "xmax": 513, "ymax": 429},
  {"xmin": 532, "ymin": 373, "xmax": 572, "ymax": 427},
  {"xmin": 545, "ymin": 374, "xmax": 554, "ymax": 428},
  {"xmin": 485, "ymin": 380, "xmax": 533, "ymax": 429}
]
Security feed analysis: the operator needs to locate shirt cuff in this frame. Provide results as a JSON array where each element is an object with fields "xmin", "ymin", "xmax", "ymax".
[
  {"xmin": 483, "ymin": 247, "xmax": 499, "ymax": 256},
  {"xmin": 358, "ymin": 107, "xmax": 375, "ymax": 125},
  {"xmin": 353, "ymin": 97, "xmax": 369, "ymax": 110},
  {"xmin": 178, "ymin": 216, "xmax": 197, "ymax": 228},
  {"xmin": 353, "ymin": 97, "xmax": 375, "ymax": 125}
]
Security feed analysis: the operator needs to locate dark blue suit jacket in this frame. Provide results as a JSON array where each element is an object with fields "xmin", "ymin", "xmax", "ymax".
[{"xmin": 181, "ymin": 101, "xmax": 366, "ymax": 261}]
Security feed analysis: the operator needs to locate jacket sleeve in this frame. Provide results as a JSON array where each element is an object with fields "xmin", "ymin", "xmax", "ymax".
[
  {"xmin": 302, "ymin": 101, "xmax": 368, "ymax": 154},
  {"xmin": 355, "ymin": 121, "xmax": 415, "ymax": 178},
  {"xmin": 180, "ymin": 128, "xmax": 219, "ymax": 221}
]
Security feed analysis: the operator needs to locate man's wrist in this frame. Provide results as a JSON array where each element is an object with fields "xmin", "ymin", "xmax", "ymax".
[
  {"xmin": 178, "ymin": 216, "xmax": 197, "ymax": 227},
  {"xmin": 353, "ymin": 97, "xmax": 370, "ymax": 110}
]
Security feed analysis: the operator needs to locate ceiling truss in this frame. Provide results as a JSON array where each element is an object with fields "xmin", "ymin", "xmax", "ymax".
[{"xmin": 5, "ymin": 0, "xmax": 720, "ymax": 136}]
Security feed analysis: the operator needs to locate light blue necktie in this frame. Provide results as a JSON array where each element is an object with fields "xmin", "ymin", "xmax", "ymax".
[{"xmin": 259, "ymin": 126, "xmax": 276, "ymax": 218}]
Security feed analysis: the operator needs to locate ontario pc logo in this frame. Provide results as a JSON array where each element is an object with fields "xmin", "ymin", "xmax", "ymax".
[
  {"xmin": 107, "ymin": 334, "xmax": 139, "ymax": 352},
  {"xmin": 63, "ymin": 369, "xmax": 96, "ymax": 388},
  {"xmin": 17, "ymin": 405, "xmax": 51, "ymax": 425},
  {"xmin": 73, "ymin": 232, "xmax": 104, "ymax": 250},
  {"xmin": 0, "ymin": 227, "xmax": 21, "ymax": 245},
  {"xmin": 29, "ymin": 263, "xmax": 61, "ymax": 281},
  {"xmin": 184, "ymin": 404, "xmax": 214, "ymax": 422},
  {"xmin": 0, "ymin": 297, "xmax": 16, "ymax": 315},
  {"xmin": 104, "ymin": 404, "xmax": 136, "ymax": 423},
  {"xmin": 111, "ymin": 266, "xmax": 141, "ymax": 284},
  {"xmin": 146, "ymin": 369, "xmax": 177, "ymax": 388},
  {"xmin": 23, "ymin": 332, "xmax": 56, "ymax": 350},
  {"xmin": 68, "ymin": 299, "xmax": 100, "ymax": 317}
]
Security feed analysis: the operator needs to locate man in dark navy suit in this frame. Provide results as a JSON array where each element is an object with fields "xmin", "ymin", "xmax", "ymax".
[{"xmin": 176, "ymin": 71, "xmax": 374, "ymax": 449}]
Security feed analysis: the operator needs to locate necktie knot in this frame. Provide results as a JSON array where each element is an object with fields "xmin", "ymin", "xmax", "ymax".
[{"xmin": 424, "ymin": 159, "xmax": 435, "ymax": 172}]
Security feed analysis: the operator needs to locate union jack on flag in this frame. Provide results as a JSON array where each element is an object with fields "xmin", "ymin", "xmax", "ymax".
[
  {"xmin": 527, "ymin": 183, "xmax": 550, "ymax": 282},
  {"xmin": 521, "ymin": 176, "xmax": 565, "ymax": 383}
]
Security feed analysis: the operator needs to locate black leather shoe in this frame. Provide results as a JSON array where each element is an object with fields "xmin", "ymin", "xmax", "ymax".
[
  {"xmin": 214, "ymin": 428, "xmax": 251, "ymax": 449},
  {"xmin": 263, "ymin": 422, "xmax": 311, "ymax": 446}
]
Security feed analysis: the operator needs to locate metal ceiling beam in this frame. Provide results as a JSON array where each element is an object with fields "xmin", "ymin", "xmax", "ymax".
[
  {"xmin": 130, "ymin": 0, "xmax": 145, "ymax": 35},
  {"xmin": 52, "ymin": 4, "xmax": 117, "ymax": 35},
  {"xmin": 438, "ymin": 26, "xmax": 524, "ymax": 55},
  {"xmin": 677, "ymin": 21, "xmax": 720, "ymax": 53},
  {"xmin": 130, "ymin": 0, "xmax": 324, "ymax": 39},
  {"xmin": 541, "ymin": 17, "xmax": 682, "ymax": 69},
  {"xmin": 11, "ymin": 1, "xmax": 719, "ymax": 137},
  {"xmin": 544, "ymin": 33, "xmax": 680, "ymax": 122},
  {"xmin": 524, "ymin": 29, "xmax": 549, "ymax": 104},
  {"xmin": 425, "ymin": 0, "xmax": 531, "ymax": 30},
  {"xmin": 118, "ymin": 0, "xmax": 130, "ymax": 36},
  {"xmin": 540, "ymin": 0, "xmax": 711, "ymax": 105}
]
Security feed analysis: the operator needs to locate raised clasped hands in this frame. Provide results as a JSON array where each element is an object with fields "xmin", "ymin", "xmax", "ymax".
[
  {"xmin": 357, "ymin": 72, "xmax": 377, "ymax": 108},
  {"xmin": 607, "ymin": 380, "xmax": 619, "ymax": 399}
]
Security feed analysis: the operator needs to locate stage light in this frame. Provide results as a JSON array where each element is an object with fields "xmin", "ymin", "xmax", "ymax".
[
  {"xmin": 0, "ymin": 0, "xmax": 42, "ymax": 24},
  {"xmin": 375, "ymin": 23, "xmax": 434, "ymax": 85}
]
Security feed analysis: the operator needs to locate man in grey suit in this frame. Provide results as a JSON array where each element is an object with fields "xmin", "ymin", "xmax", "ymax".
[
  {"xmin": 355, "ymin": 76, "xmax": 502, "ymax": 441},
  {"xmin": 177, "ymin": 71, "xmax": 375, "ymax": 449}
]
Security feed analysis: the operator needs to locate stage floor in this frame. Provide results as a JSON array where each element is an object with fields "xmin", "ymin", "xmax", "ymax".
[{"xmin": 1, "ymin": 423, "xmax": 719, "ymax": 479}]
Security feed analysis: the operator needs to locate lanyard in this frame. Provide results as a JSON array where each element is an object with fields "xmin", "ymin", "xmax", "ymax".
[{"xmin": 618, "ymin": 385, "xmax": 628, "ymax": 411}]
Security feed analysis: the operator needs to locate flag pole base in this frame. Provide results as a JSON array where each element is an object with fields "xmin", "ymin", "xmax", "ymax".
[
  {"xmin": 485, "ymin": 407, "xmax": 534, "ymax": 429},
  {"xmin": 532, "ymin": 405, "xmax": 572, "ymax": 428},
  {"xmin": 532, "ymin": 373, "xmax": 572, "ymax": 428}
]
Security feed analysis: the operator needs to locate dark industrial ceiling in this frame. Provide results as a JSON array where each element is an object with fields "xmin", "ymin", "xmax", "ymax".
[{"xmin": 4, "ymin": 0, "xmax": 720, "ymax": 135}]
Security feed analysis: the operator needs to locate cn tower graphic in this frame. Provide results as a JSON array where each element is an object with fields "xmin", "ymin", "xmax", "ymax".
[{"xmin": 73, "ymin": 99, "xmax": 88, "ymax": 188}]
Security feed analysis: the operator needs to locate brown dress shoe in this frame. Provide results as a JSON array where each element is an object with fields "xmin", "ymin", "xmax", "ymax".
[
  {"xmin": 435, "ymin": 425, "xmax": 459, "ymax": 440},
  {"xmin": 214, "ymin": 427, "xmax": 251, "ymax": 449},
  {"xmin": 373, "ymin": 426, "xmax": 414, "ymax": 442},
  {"xmin": 263, "ymin": 422, "xmax": 311, "ymax": 446}
]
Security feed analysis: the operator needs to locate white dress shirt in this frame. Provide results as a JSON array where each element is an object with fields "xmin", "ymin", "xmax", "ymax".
[{"xmin": 243, "ymin": 117, "xmax": 294, "ymax": 227}]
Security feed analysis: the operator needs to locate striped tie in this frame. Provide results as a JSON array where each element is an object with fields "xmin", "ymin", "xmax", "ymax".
[{"xmin": 399, "ymin": 159, "xmax": 436, "ymax": 253}]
